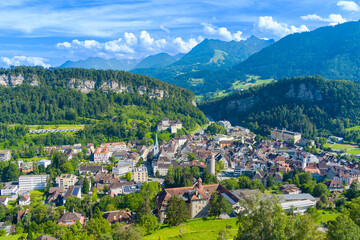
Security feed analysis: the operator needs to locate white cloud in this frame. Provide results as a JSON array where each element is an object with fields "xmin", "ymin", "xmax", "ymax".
[
  {"xmin": 301, "ymin": 14, "xmax": 347, "ymax": 26},
  {"xmin": 337, "ymin": 1, "xmax": 360, "ymax": 11},
  {"xmin": 0, "ymin": 56, "xmax": 50, "ymax": 68},
  {"xmin": 257, "ymin": 16, "xmax": 309, "ymax": 37},
  {"xmin": 57, "ymin": 30, "xmax": 202, "ymax": 59},
  {"xmin": 202, "ymin": 23, "xmax": 244, "ymax": 41}
]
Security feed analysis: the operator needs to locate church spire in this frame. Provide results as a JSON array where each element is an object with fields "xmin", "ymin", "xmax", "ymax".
[{"xmin": 153, "ymin": 132, "xmax": 159, "ymax": 156}]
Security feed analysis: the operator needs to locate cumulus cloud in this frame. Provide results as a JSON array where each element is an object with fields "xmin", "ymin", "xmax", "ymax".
[
  {"xmin": 202, "ymin": 23, "xmax": 244, "ymax": 41},
  {"xmin": 257, "ymin": 16, "xmax": 309, "ymax": 37},
  {"xmin": 57, "ymin": 31, "xmax": 202, "ymax": 59},
  {"xmin": 301, "ymin": 14, "xmax": 347, "ymax": 26},
  {"xmin": 0, "ymin": 56, "xmax": 50, "ymax": 68},
  {"xmin": 337, "ymin": 1, "xmax": 360, "ymax": 11}
]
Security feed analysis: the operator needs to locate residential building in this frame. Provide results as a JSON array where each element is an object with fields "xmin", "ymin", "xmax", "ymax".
[
  {"xmin": 19, "ymin": 194, "xmax": 31, "ymax": 206},
  {"xmin": 0, "ymin": 150, "xmax": 11, "ymax": 161},
  {"xmin": 0, "ymin": 197, "xmax": 8, "ymax": 206},
  {"xmin": 100, "ymin": 142, "xmax": 127, "ymax": 152},
  {"xmin": 21, "ymin": 162, "xmax": 33, "ymax": 173},
  {"xmin": 46, "ymin": 187, "xmax": 65, "ymax": 205},
  {"xmin": 157, "ymin": 117, "xmax": 182, "ymax": 134},
  {"xmin": 19, "ymin": 175, "xmax": 49, "ymax": 191},
  {"xmin": 57, "ymin": 212, "xmax": 85, "ymax": 226},
  {"xmin": 78, "ymin": 165, "xmax": 106, "ymax": 176},
  {"xmin": 38, "ymin": 159, "xmax": 52, "ymax": 169},
  {"xmin": 271, "ymin": 128, "xmax": 301, "ymax": 143},
  {"xmin": 279, "ymin": 184, "xmax": 301, "ymax": 194},
  {"xmin": 93, "ymin": 147, "xmax": 110, "ymax": 164},
  {"xmin": 56, "ymin": 174, "xmax": 78, "ymax": 190},
  {"xmin": 35, "ymin": 235, "xmax": 58, "ymax": 240},
  {"xmin": 1, "ymin": 182, "xmax": 19, "ymax": 196},
  {"xmin": 325, "ymin": 180, "xmax": 344, "ymax": 192},
  {"xmin": 63, "ymin": 186, "xmax": 81, "ymax": 204},
  {"xmin": 132, "ymin": 167, "xmax": 148, "ymax": 183},
  {"xmin": 154, "ymin": 178, "xmax": 239, "ymax": 222},
  {"xmin": 102, "ymin": 210, "xmax": 134, "ymax": 224}
]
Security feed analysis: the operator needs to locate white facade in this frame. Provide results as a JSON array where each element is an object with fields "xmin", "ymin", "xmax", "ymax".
[
  {"xmin": 56, "ymin": 174, "xmax": 78, "ymax": 190},
  {"xmin": 93, "ymin": 147, "xmax": 110, "ymax": 164},
  {"xmin": 38, "ymin": 159, "xmax": 52, "ymax": 168},
  {"xmin": 19, "ymin": 175, "xmax": 49, "ymax": 191},
  {"xmin": 0, "ymin": 150, "xmax": 11, "ymax": 161},
  {"xmin": 132, "ymin": 167, "xmax": 148, "ymax": 183},
  {"xmin": 1, "ymin": 183, "xmax": 19, "ymax": 196}
]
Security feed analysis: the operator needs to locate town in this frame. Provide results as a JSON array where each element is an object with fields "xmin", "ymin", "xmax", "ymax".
[{"xmin": 0, "ymin": 117, "xmax": 356, "ymax": 239}]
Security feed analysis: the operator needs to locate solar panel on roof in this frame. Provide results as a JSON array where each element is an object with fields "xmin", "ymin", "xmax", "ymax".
[{"xmin": 72, "ymin": 187, "xmax": 79, "ymax": 196}]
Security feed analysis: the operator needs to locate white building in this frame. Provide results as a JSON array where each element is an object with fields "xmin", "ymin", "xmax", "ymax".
[
  {"xmin": 19, "ymin": 175, "xmax": 49, "ymax": 191},
  {"xmin": 56, "ymin": 174, "xmax": 78, "ymax": 190},
  {"xmin": 101, "ymin": 142, "xmax": 127, "ymax": 152},
  {"xmin": 38, "ymin": 159, "xmax": 52, "ymax": 169},
  {"xmin": 0, "ymin": 150, "xmax": 11, "ymax": 161},
  {"xmin": 19, "ymin": 194, "xmax": 31, "ymax": 206},
  {"xmin": 112, "ymin": 161, "xmax": 132, "ymax": 176},
  {"xmin": 1, "ymin": 182, "xmax": 19, "ymax": 196},
  {"xmin": 279, "ymin": 194, "xmax": 316, "ymax": 214},
  {"xmin": 93, "ymin": 147, "xmax": 110, "ymax": 164}
]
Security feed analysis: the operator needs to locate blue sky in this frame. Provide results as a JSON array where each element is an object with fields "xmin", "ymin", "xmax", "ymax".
[{"xmin": 0, "ymin": 0, "xmax": 359, "ymax": 67}]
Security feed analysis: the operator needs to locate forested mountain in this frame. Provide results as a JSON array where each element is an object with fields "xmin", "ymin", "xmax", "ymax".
[
  {"xmin": 200, "ymin": 76, "xmax": 360, "ymax": 139},
  {"xmin": 0, "ymin": 67, "xmax": 208, "ymax": 144},
  {"xmin": 134, "ymin": 53, "xmax": 177, "ymax": 69},
  {"xmin": 131, "ymin": 37, "xmax": 274, "ymax": 94},
  {"xmin": 181, "ymin": 20, "xmax": 360, "ymax": 96},
  {"xmin": 59, "ymin": 57, "xmax": 140, "ymax": 71}
]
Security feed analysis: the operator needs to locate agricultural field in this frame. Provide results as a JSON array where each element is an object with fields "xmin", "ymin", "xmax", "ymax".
[
  {"xmin": 27, "ymin": 124, "xmax": 85, "ymax": 131},
  {"xmin": 144, "ymin": 218, "xmax": 238, "ymax": 240},
  {"xmin": 232, "ymin": 75, "xmax": 274, "ymax": 90}
]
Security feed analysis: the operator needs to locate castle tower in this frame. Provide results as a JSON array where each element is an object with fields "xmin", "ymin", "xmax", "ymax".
[
  {"xmin": 153, "ymin": 132, "xmax": 159, "ymax": 156},
  {"xmin": 302, "ymin": 156, "xmax": 307, "ymax": 170},
  {"xmin": 207, "ymin": 155, "xmax": 216, "ymax": 175}
]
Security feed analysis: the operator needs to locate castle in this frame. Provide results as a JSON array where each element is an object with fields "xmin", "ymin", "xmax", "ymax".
[{"xmin": 157, "ymin": 117, "xmax": 182, "ymax": 134}]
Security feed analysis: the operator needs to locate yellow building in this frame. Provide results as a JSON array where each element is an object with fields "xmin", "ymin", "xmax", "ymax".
[{"xmin": 271, "ymin": 128, "xmax": 301, "ymax": 143}]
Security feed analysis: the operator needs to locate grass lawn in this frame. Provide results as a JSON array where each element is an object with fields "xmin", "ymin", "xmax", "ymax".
[
  {"xmin": 19, "ymin": 157, "xmax": 50, "ymax": 162},
  {"xmin": 346, "ymin": 125, "xmax": 360, "ymax": 132},
  {"xmin": 232, "ymin": 75, "xmax": 274, "ymax": 90},
  {"xmin": 27, "ymin": 124, "xmax": 85, "ymax": 130},
  {"xmin": 0, "ymin": 234, "xmax": 27, "ymax": 240},
  {"xmin": 30, "ymin": 190, "xmax": 45, "ymax": 206},
  {"xmin": 144, "ymin": 218, "xmax": 238, "ymax": 240},
  {"xmin": 322, "ymin": 143, "xmax": 360, "ymax": 154},
  {"xmin": 312, "ymin": 210, "xmax": 339, "ymax": 225}
]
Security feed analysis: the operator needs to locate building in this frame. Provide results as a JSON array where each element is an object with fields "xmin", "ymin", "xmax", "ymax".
[
  {"xmin": 1, "ymin": 182, "xmax": 19, "ymax": 196},
  {"xmin": 63, "ymin": 186, "xmax": 81, "ymax": 204},
  {"xmin": 35, "ymin": 235, "xmax": 58, "ymax": 240},
  {"xmin": 153, "ymin": 133, "xmax": 159, "ymax": 156},
  {"xmin": 38, "ymin": 159, "xmax": 52, "ymax": 169},
  {"xmin": 57, "ymin": 212, "xmax": 85, "ymax": 226},
  {"xmin": 100, "ymin": 142, "xmax": 127, "ymax": 152},
  {"xmin": 93, "ymin": 147, "xmax": 111, "ymax": 164},
  {"xmin": 19, "ymin": 175, "xmax": 49, "ymax": 191},
  {"xmin": 21, "ymin": 162, "xmax": 33, "ymax": 173},
  {"xmin": 19, "ymin": 194, "xmax": 31, "ymax": 206},
  {"xmin": 206, "ymin": 155, "xmax": 216, "ymax": 175},
  {"xmin": 102, "ymin": 210, "xmax": 134, "ymax": 224},
  {"xmin": 132, "ymin": 167, "xmax": 148, "ymax": 183},
  {"xmin": 279, "ymin": 184, "xmax": 302, "ymax": 194},
  {"xmin": 56, "ymin": 174, "xmax": 78, "ymax": 190},
  {"xmin": 154, "ymin": 178, "xmax": 239, "ymax": 222},
  {"xmin": 0, "ymin": 150, "xmax": 11, "ymax": 161},
  {"xmin": 78, "ymin": 165, "xmax": 106, "ymax": 176},
  {"xmin": 279, "ymin": 194, "xmax": 316, "ymax": 214},
  {"xmin": 325, "ymin": 180, "xmax": 345, "ymax": 192},
  {"xmin": 112, "ymin": 161, "xmax": 132, "ymax": 176},
  {"xmin": 271, "ymin": 128, "xmax": 301, "ymax": 143},
  {"xmin": 157, "ymin": 117, "xmax": 182, "ymax": 134},
  {"xmin": 0, "ymin": 197, "xmax": 8, "ymax": 206}
]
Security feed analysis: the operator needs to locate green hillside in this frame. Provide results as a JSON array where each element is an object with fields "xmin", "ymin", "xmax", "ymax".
[{"xmin": 200, "ymin": 76, "xmax": 360, "ymax": 139}]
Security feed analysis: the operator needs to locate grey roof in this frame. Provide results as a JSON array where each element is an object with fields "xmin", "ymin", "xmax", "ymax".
[{"xmin": 278, "ymin": 193, "xmax": 315, "ymax": 202}]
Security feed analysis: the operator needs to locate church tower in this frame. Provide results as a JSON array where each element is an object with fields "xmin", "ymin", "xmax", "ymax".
[{"xmin": 153, "ymin": 132, "xmax": 159, "ymax": 156}]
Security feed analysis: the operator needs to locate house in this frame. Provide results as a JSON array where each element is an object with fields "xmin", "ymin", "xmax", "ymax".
[
  {"xmin": 0, "ymin": 222, "xmax": 15, "ymax": 236},
  {"xmin": 56, "ymin": 174, "xmax": 78, "ymax": 190},
  {"xmin": 1, "ymin": 182, "xmax": 19, "ymax": 196},
  {"xmin": 252, "ymin": 171, "xmax": 283, "ymax": 186},
  {"xmin": 19, "ymin": 194, "xmax": 31, "ymax": 206},
  {"xmin": 38, "ymin": 159, "xmax": 52, "ymax": 169},
  {"xmin": 271, "ymin": 128, "xmax": 301, "ymax": 143},
  {"xmin": 279, "ymin": 194, "xmax": 316, "ymax": 214},
  {"xmin": 63, "ymin": 186, "xmax": 81, "ymax": 204},
  {"xmin": 0, "ymin": 150, "xmax": 11, "ymax": 161},
  {"xmin": 0, "ymin": 197, "xmax": 8, "ymax": 206},
  {"xmin": 17, "ymin": 209, "xmax": 30, "ymax": 222},
  {"xmin": 78, "ymin": 165, "xmax": 106, "ymax": 176},
  {"xmin": 154, "ymin": 178, "xmax": 239, "ymax": 222},
  {"xmin": 102, "ymin": 210, "xmax": 134, "ymax": 224},
  {"xmin": 109, "ymin": 181, "xmax": 137, "ymax": 196},
  {"xmin": 157, "ymin": 117, "xmax": 182, "ymax": 134},
  {"xmin": 19, "ymin": 175, "xmax": 49, "ymax": 191},
  {"xmin": 57, "ymin": 212, "xmax": 85, "ymax": 226},
  {"xmin": 279, "ymin": 184, "xmax": 302, "ymax": 194},
  {"xmin": 94, "ymin": 173, "xmax": 119, "ymax": 185},
  {"xmin": 46, "ymin": 187, "xmax": 65, "ymax": 205},
  {"xmin": 93, "ymin": 147, "xmax": 111, "ymax": 164},
  {"xmin": 132, "ymin": 167, "xmax": 148, "ymax": 183},
  {"xmin": 325, "ymin": 180, "xmax": 344, "ymax": 192},
  {"xmin": 35, "ymin": 235, "xmax": 58, "ymax": 240},
  {"xmin": 21, "ymin": 162, "xmax": 34, "ymax": 173}
]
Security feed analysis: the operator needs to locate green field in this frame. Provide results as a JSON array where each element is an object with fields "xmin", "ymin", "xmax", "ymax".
[
  {"xmin": 27, "ymin": 124, "xmax": 85, "ymax": 131},
  {"xmin": 323, "ymin": 143, "xmax": 360, "ymax": 154},
  {"xmin": 312, "ymin": 210, "xmax": 339, "ymax": 225},
  {"xmin": 232, "ymin": 75, "xmax": 274, "ymax": 90},
  {"xmin": 144, "ymin": 218, "xmax": 238, "ymax": 240},
  {"xmin": 346, "ymin": 125, "xmax": 360, "ymax": 132},
  {"xmin": 0, "ymin": 234, "xmax": 27, "ymax": 240}
]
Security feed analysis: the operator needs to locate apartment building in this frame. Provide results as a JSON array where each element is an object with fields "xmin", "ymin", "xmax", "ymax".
[
  {"xmin": 19, "ymin": 175, "xmax": 49, "ymax": 191},
  {"xmin": 56, "ymin": 174, "xmax": 78, "ymax": 190},
  {"xmin": 132, "ymin": 167, "xmax": 148, "ymax": 183}
]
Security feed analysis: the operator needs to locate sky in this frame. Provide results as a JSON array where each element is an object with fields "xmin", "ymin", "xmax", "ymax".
[{"xmin": 0, "ymin": 0, "xmax": 360, "ymax": 67}]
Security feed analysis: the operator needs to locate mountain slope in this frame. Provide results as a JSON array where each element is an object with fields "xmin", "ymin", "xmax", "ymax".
[
  {"xmin": 134, "ymin": 53, "xmax": 177, "ymax": 69},
  {"xmin": 200, "ymin": 76, "xmax": 360, "ymax": 138},
  {"xmin": 59, "ymin": 57, "xmax": 140, "ymax": 71},
  {"xmin": 0, "ymin": 67, "xmax": 208, "ymax": 134}
]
